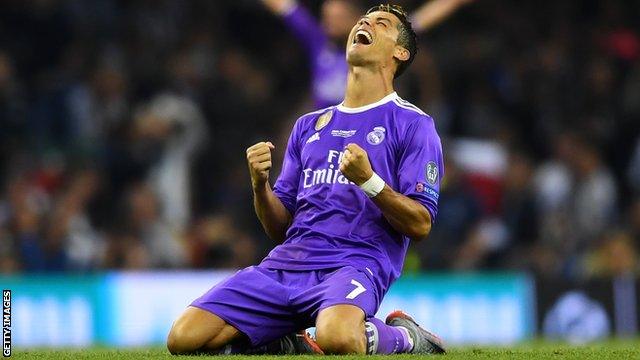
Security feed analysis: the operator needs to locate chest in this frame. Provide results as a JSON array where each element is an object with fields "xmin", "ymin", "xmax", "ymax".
[{"xmin": 299, "ymin": 112, "xmax": 400, "ymax": 172}]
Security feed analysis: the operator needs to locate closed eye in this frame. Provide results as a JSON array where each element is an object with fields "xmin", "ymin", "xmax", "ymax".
[{"xmin": 376, "ymin": 17, "xmax": 392, "ymax": 27}]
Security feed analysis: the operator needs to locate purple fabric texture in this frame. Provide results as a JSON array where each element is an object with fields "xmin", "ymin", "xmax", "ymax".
[
  {"xmin": 266, "ymin": 92, "xmax": 444, "ymax": 298},
  {"xmin": 191, "ymin": 265, "xmax": 378, "ymax": 346}
]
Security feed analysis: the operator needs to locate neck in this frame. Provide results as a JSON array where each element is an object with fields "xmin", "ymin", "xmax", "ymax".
[{"xmin": 342, "ymin": 66, "xmax": 395, "ymax": 108}]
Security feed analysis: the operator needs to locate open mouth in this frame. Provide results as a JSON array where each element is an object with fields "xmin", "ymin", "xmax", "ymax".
[{"xmin": 353, "ymin": 29, "xmax": 373, "ymax": 45}]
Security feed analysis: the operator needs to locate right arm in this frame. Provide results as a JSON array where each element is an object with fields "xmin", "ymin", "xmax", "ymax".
[
  {"xmin": 410, "ymin": 0, "xmax": 474, "ymax": 33},
  {"xmin": 259, "ymin": 0, "xmax": 326, "ymax": 56},
  {"xmin": 247, "ymin": 142, "xmax": 292, "ymax": 242}
]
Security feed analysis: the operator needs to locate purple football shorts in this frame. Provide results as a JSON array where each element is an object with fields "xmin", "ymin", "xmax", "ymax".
[{"xmin": 190, "ymin": 265, "xmax": 379, "ymax": 346}]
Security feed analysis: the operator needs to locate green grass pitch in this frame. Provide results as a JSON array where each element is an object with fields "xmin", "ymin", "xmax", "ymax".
[{"xmin": 12, "ymin": 341, "xmax": 640, "ymax": 360}]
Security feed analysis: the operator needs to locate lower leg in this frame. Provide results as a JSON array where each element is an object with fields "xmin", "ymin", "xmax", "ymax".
[{"xmin": 365, "ymin": 317, "xmax": 413, "ymax": 354}]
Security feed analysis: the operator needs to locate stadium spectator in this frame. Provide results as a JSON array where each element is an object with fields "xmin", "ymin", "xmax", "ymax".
[
  {"xmin": 5, "ymin": 169, "xmax": 53, "ymax": 271},
  {"xmin": 564, "ymin": 133, "xmax": 618, "ymax": 253},
  {"xmin": 65, "ymin": 58, "xmax": 129, "ymax": 155},
  {"xmin": 46, "ymin": 168, "xmax": 103, "ymax": 270},
  {"xmin": 125, "ymin": 182, "xmax": 187, "ymax": 268},
  {"xmin": 453, "ymin": 150, "xmax": 540, "ymax": 270},
  {"xmin": 131, "ymin": 93, "xmax": 208, "ymax": 232},
  {"xmin": 583, "ymin": 230, "xmax": 638, "ymax": 277},
  {"xmin": 102, "ymin": 230, "xmax": 150, "ymax": 270},
  {"xmin": 411, "ymin": 154, "xmax": 481, "ymax": 269},
  {"xmin": 188, "ymin": 214, "xmax": 258, "ymax": 269}
]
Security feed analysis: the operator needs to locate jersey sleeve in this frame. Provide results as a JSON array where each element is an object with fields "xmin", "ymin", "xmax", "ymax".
[
  {"xmin": 273, "ymin": 119, "xmax": 304, "ymax": 215},
  {"xmin": 282, "ymin": 4, "xmax": 327, "ymax": 57},
  {"xmin": 396, "ymin": 116, "xmax": 445, "ymax": 223}
]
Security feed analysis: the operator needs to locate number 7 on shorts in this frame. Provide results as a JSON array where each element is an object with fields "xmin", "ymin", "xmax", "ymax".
[{"xmin": 346, "ymin": 279, "xmax": 367, "ymax": 299}]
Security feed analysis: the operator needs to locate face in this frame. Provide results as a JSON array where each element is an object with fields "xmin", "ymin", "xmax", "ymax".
[
  {"xmin": 346, "ymin": 11, "xmax": 408, "ymax": 72},
  {"xmin": 321, "ymin": 0, "xmax": 360, "ymax": 41}
]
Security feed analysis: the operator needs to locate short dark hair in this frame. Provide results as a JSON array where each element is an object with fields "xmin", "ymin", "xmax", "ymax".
[{"xmin": 366, "ymin": 4, "xmax": 417, "ymax": 78}]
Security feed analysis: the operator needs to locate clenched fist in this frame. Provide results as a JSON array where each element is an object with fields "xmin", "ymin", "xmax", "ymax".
[
  {"xmin": 247, "ymin": 141, "xmax": 275, "ymax": 190},
  {"xmin": 339, "ymin": 143, "xmax": 374, "ymax": 186}
]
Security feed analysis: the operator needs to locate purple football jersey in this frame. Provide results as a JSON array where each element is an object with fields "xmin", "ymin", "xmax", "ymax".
[
  {"xmin": 261, "ymin": 92, "xmax": 444, "ymax": 297},
  {"xmin": 283, "ymin": 5, "xmax": 348, "ymax": 108}
]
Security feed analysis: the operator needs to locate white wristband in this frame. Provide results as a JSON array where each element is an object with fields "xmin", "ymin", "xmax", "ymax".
[{"xmin": 359, "ymin": 172, "xmax": 386, "ymax": 198}]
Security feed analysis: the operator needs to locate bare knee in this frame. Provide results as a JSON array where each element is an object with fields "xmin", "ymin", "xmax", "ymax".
[
  {"xmin": 166, "ymin": 306, "xmax": 234, "ymax": 355},
  {"xmin": 167, "ymin": 319, "xmax": 202, "ymax": 355},
  {"xmin": 316, "ymin": 321, "xmax": 366, "ymax": 354},
  {"xmin": 167, "ymin": 316, "xmax": 217, "ymax": 355},
  {"xmin": 315, "ymin": 305, "xmax": 366, "ymax": 354}
]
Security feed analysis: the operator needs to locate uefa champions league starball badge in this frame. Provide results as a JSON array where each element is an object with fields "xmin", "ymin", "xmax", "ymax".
[
  {"xmin": 366, "ymin": 126, "xmax": 386, "ymax": 145},
  {"xmin": 315, "ymin": 110, "xmax": 333, "ymax": 131}
]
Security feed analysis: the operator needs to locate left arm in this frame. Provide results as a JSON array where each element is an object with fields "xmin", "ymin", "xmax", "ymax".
[
  {"xmin": 341, "ymin": 116, "xmax": 444, "ymax": 242},
  {"xmin": 340, "ymin": 144, "xmax": 433, "ymax": 242},
  {"xmin": 372, "ymin": 185, "xmax": 432, "ymax": 241}
]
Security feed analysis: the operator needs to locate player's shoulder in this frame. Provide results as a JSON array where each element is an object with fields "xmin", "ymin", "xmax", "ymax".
[
  {"xmin": 298, "ymin": 105, "xmax": 336, "ymax": 119},
  {"xmin": 294, "ymin": 105, "xmax": 336, "ymax": 128},
  {"xmin": 390, "ymin": 96, "xmax": 436, "ymax": 129}
]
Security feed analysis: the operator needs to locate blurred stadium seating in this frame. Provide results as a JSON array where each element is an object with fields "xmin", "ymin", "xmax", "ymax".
[{"xmin": 1, "ymin": 0, "xmax": 640, "ymax": 346}]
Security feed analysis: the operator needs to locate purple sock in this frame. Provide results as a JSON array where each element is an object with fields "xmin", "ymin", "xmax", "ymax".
[{"xmin": 365, "ymin": 317, "xmax": 412, "ymax": 354}]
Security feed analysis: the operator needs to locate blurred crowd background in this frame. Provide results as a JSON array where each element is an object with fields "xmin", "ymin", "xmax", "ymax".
[{"xmin": 1, "ymin": 0, "xmax": 639, "ymax": 279}]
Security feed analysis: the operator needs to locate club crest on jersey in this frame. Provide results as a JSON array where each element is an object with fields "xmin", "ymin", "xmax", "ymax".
[
  {"xmin": 315, "ymin": 110, "xmax": 333, "ymax": 131},
  {"xmin": 366, "ymin": 126, "xmax": 386, "ymax": 145},
  {"xmin": 426, "ymin": 161, "xmax": 439, "ymax": 185}
]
